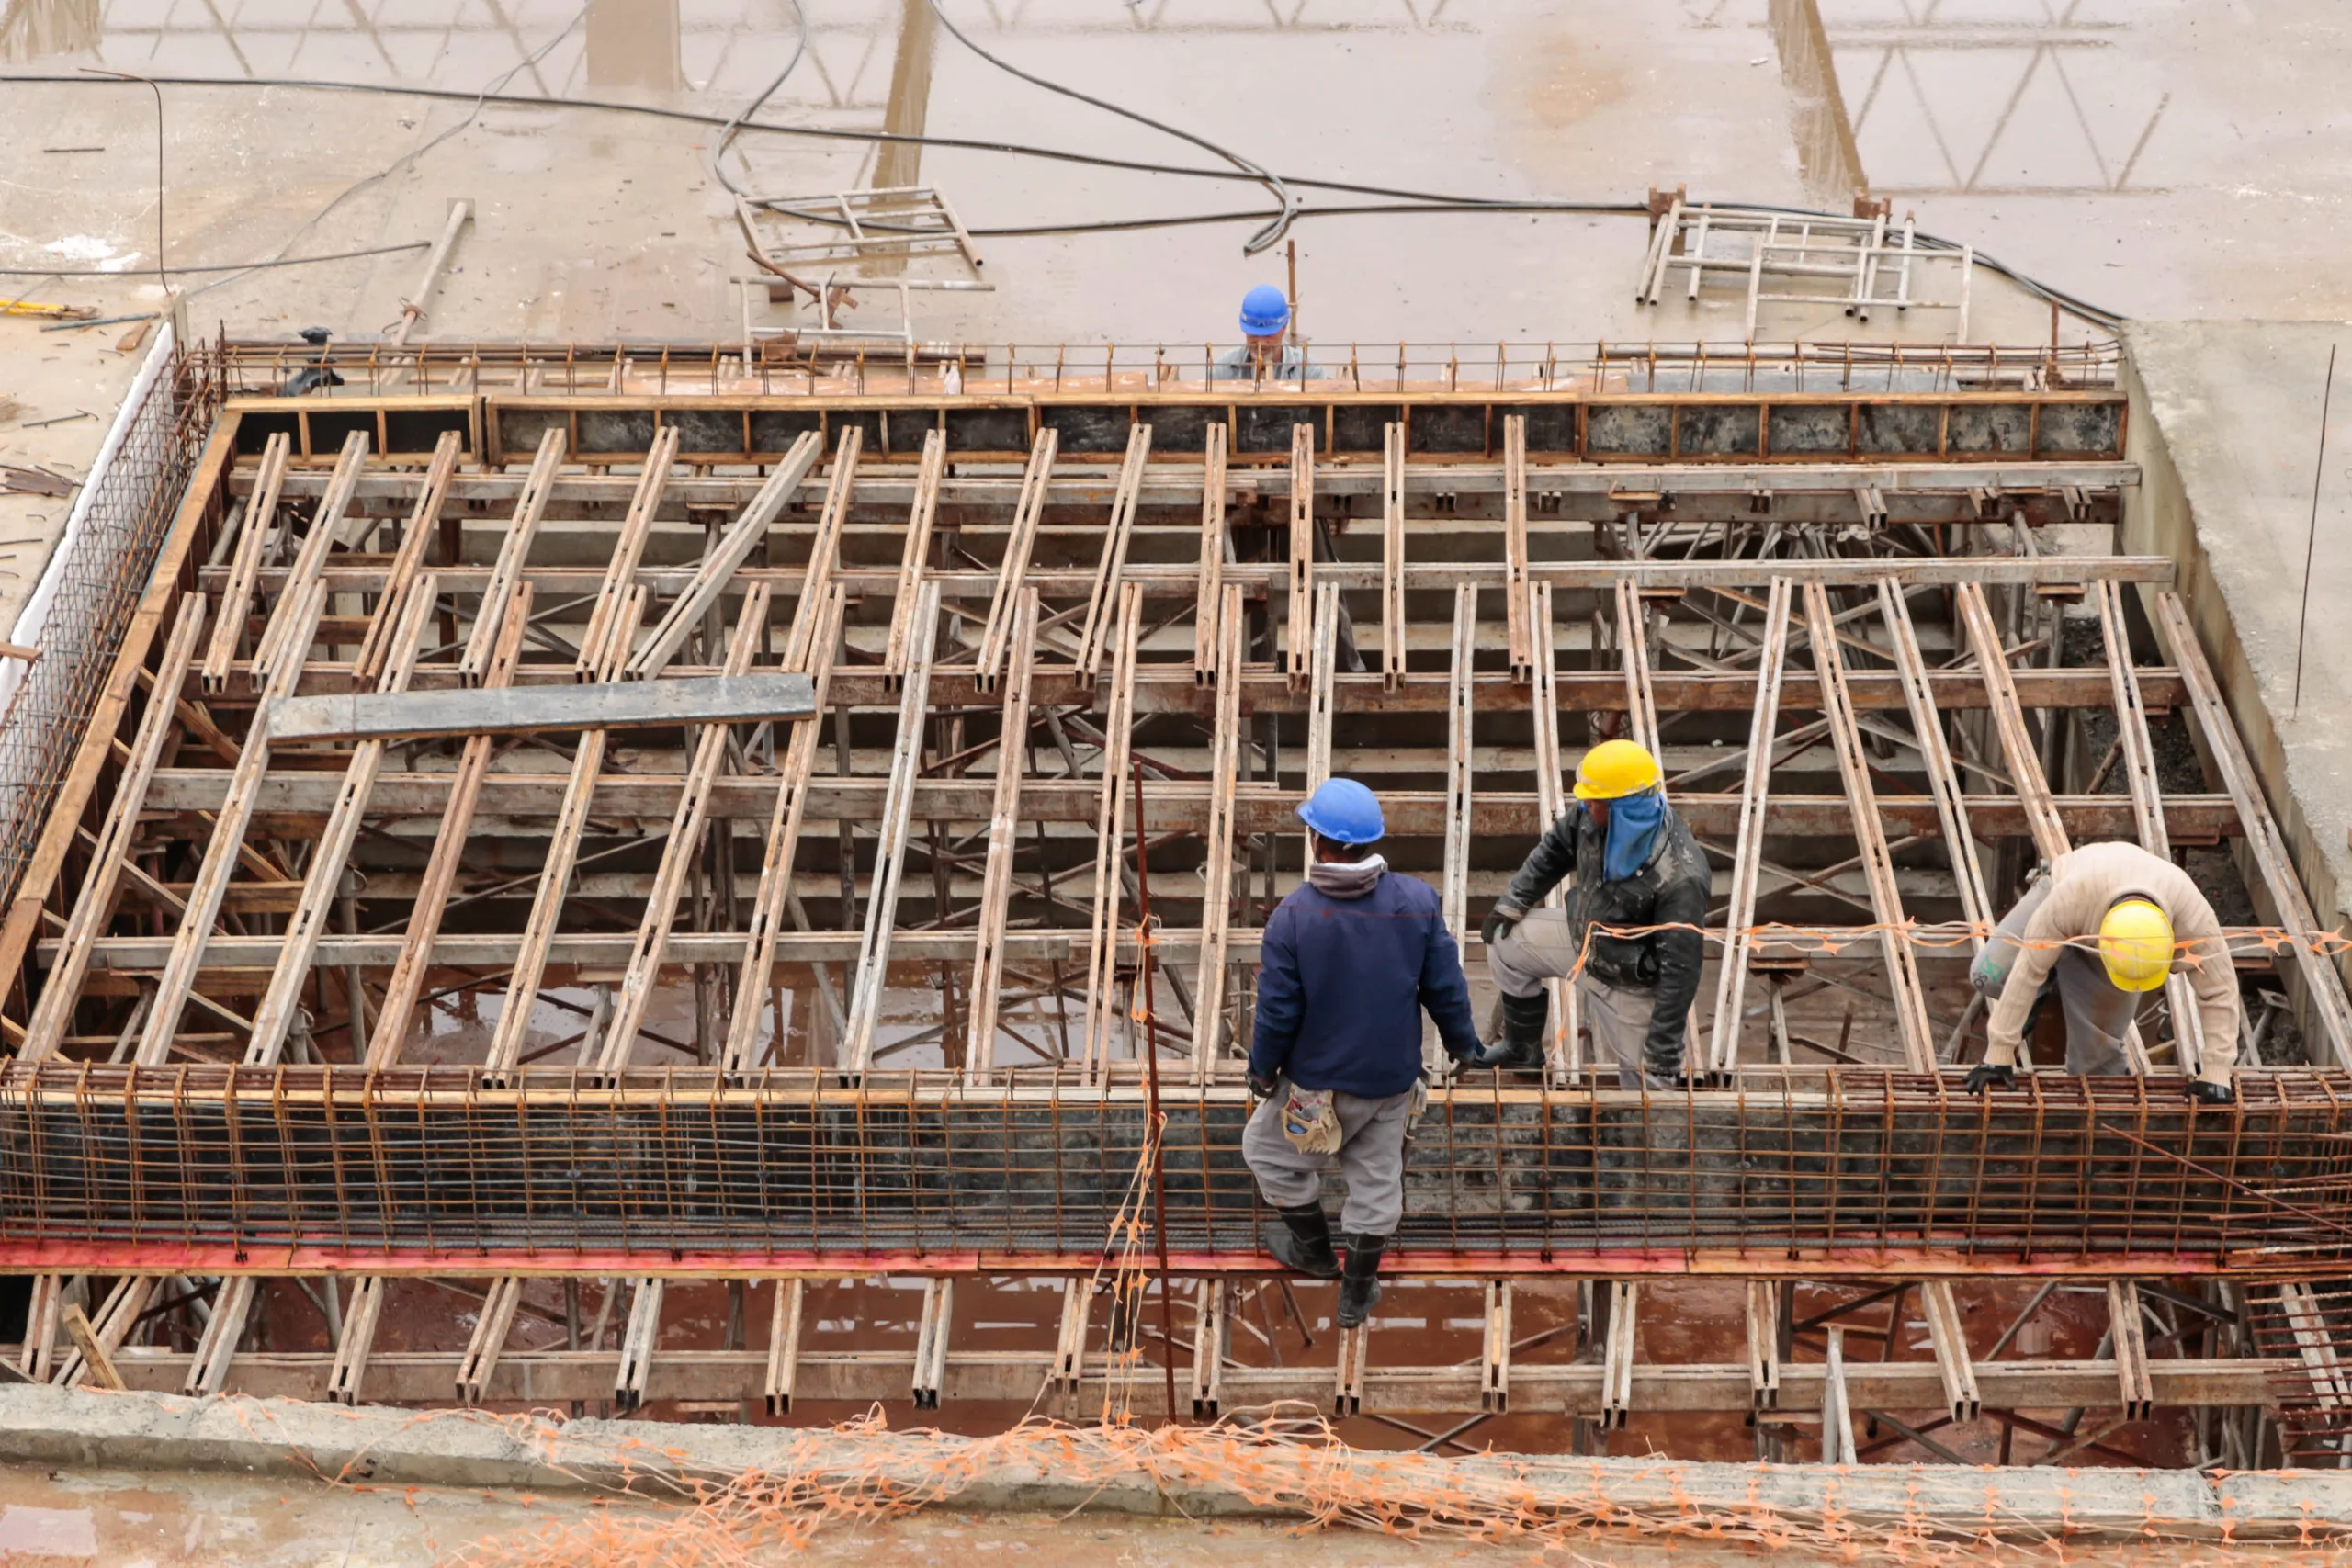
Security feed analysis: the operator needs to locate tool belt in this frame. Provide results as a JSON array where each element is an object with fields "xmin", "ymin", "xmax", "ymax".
[{"xmin": 1279, "ymin": 1084, "xmax": 1344, "ymax": 1156}]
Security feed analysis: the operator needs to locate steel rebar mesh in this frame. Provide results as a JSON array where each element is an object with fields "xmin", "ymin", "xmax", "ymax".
[{"xmin": 0, "ymin": 333, "xmax": 217, "ymax": 908}]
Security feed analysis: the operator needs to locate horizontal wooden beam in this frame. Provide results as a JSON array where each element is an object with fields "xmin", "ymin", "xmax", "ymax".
[{"xmin": 267, "ymin": 674, "xmax": 816, "ymax": 743}]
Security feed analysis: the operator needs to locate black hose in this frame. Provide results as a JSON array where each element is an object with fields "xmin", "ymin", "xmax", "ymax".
[{"xmin": 707, "ymin": 0, "xmax": 809, "ymax": 199}]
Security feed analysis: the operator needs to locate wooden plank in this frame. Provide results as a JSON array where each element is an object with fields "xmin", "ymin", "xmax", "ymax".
[
  {"xmin": 455, "ymin": 1276, "xmax": 524, "ymax": 1405},
  {"xmin": 243, "ymin": 581, "xmax": 435, "ymax": 1067},
  {"xmin": 1442, "ymin": 582, "xmax": 1476, "ymax": 950},
  {"xmin": 910, "ymin": 1278, "xmax": 953, "ymax": 1409},
  {"xmin": 1190, "ymin": 585, "xmax": 1245, "ymax": 1084},
  {"xmin": 1804, "ymin": 581, "xmax": 1935, "ymax": 1071},
  {"xmin": 2155, "ymin": 592, "xmax": 2352, "ymax": 1067},
  {"xmin": 1882, "ymin": 580, "xmax": 1992, "ymax": 942},
  {"xmin": 62, "ymin": 1303, "xmax": 124, "ymax": 1392},
  {"xmin": 633, "ymin": 428, "xmax": 823, "ymax": 679},
  {"xmin": 199, "ymin": 432, "xmax": 289, "ymax": 694},
  {"xmin": 131, "ymin": 581, "xmax": 327, "ymax": 1066},
  {"xmin": 1076, "ymin": 423, "xmax": 1151, "ymax": 684},
  {"xmin": 2109, "ymin": 1280, "xmax": 2154, "ymax": 1420},
  {"xmin": 352, "ymin": 431, "xmax": 461, "ymax": 685},
  {"xmin": 458, "ymin": 427, "xmax": 564, "ymax": 685},
  {"xmin": 1482, "ymin": 1280, "xmax": 1513, "ymax": 1413},
  {"xmin": 842, "ymin": 580, "xmax": 940, "ymax": 1074},
  {"xmin": 884, "ymin": 428, "xmax": 946, "ymax": 690},
  {"xmin": 721, "ymin": 588, "xmax": 844, "ymax": 1075},
  {"xmin": 974, "ymin": 429, "xmax": 1057, "ymax": 692},
  {"xmin": 966, "ymin": 589, "xmax": 1039, "ymax": 1078},
  {"xmin": 2098, "ymin": 580, "xmax": 2196, "ymax": 1074},
  {"xmin": 1705, "ymin": 579, "xmax": 1792, "ymax": 1077},
  {"xmin": 270, "ymin": 672, "xmax": 816, "ymax": 743},
  {"xmin": 1188, "ymin": 1280, "xmax": 1227, "ymax": 1416},
  {"xmin": 327, "ymin": 1275, "xmax": 386, "ymax": 1404},
  {"xmin": 1954, "ymin": 581, "xmax": 2069, "ymax": 863},
  {"xmin": 249, "ymin": 430, "xmax": 368, "ymax": 690},
  {"xmin": 613, "ymin": 1277, "xmax": 663, "ymax": 1413},
  {"xmin": 1824, "ymin": 1325, "xmax": 1859, "ymax": 1463},
  {"xmin": 1079, "ymin": 584, "xmax": 1144, "ymax": 1079},
  {"xmin": 1287, "ymin": 423, "xmax": 1314, "ymax": 690},
  {"xmin": 1299, "ymin": 581, "xmax": 1340, "ymax": 875},
  {"xmin": 764, "ymin": 1278, "xmax": 806, "ymax": 1414},
  {"xmin": 574, "ymin": 426, "xmax": 678, "ymax": 679},
  {"xmin": 1526, "ymin": 582, "xmax": 1580, "ymax": 1083},
  {"xmin": 1920, "ymin": 1281, "xmax": 1983, "ymax": 1421},
  {"xmin": 1381, "ymin": 423, "xmax": 1407, "ymax": 692},
  {"xmin": 594, "ymin": 588, "xmax": 775, "ymax": 1072},
  {"xmin": 20, "ymin": 600, "xmax": 208, "ymax": 1062},
  {"xmin": 1745, "ymin": 1280, "xmax": 1781, "ymax": 1412},
  {"xmin": 1193, "ymin": 423, "xmax": 1227, "ymax": 684},
  {"xmin": 1614, "ymin": 578, "xmax": 1663, "ymax": 757},
  {"xmin": 1602, "ymin": 1281, "xmax": 1637, "ymax": 1429},
  {"xmin": 484, "ymin": 588, "xmax": 646, "ymax": 1076},
  {"xmin": 185, "ymin": 1276, "xmax": 258, "ymax": 1396},
  {"xmin": 361, "ymin": 584, "xmax": 533, "ymax": 1068},
  {"xmin": 1503, "ymin": 415, "xmax": 1532, "ymax": 682}
]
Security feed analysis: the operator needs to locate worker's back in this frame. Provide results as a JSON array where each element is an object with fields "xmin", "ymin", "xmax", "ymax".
[{"xmin": 1250, "ymin": 869, "xmax": 1476, "ymax": 1099}]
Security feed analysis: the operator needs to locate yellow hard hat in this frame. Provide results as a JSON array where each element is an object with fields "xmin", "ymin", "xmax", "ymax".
[
  {"xmin": 1574, "ymin": 739, "xmax": 1662, "ymax": 801},
  {"xmin": 2098, "ymin": 897, "xmax": 2175, "ymax": 992}
]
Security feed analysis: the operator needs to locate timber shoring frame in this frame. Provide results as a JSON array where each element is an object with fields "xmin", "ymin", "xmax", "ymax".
[{"xmin": 2, "ymin": 363, "xmax": 2345, "ymax": 1467}]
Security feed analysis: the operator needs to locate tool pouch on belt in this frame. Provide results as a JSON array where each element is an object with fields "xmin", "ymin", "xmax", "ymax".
[
  {"xmin": 1402, "ymin": 1077, "xmax": 1430, "ymax": 1146},
  {"xmin": 1280, "ymin": 1085, "xmax": 1344, "ymax": 1156}
]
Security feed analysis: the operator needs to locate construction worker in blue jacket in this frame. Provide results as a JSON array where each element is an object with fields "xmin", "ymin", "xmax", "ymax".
[{"xmin": 1244, "ymin": 778, "xmax": 1480, "ymax": 1327}]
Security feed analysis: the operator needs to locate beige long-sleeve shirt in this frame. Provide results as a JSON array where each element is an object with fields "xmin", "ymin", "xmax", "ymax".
[{"xmin": 1984, "ymin": 840, "xmax": 2240, "ymax": 1084}]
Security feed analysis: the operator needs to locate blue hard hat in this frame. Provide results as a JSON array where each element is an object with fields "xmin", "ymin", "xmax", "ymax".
[
  {"xmin": 1297, "ymin": 777, "xmax": 1384, "ymax": 844},
  {"xmin": 1238, "ymin": 284, "xmax": 1291, "ymax": 336}
]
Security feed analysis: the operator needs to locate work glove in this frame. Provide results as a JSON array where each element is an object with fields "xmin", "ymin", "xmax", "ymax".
[
  {"xmin": 1248, "ymin": 1071, "xmax": 1278, "ymax": 1101},
  {"xmin": 1962, "ymin": 1060, "xmax": 2017, "ymax": 1094},
  {"xmin": 2188, "ymin": 1078, "xmax": 2235, "ymax": 1107},
  {"xmin": 1481, "ymin": 906, "xmax": 1523, "ymax": 951}
]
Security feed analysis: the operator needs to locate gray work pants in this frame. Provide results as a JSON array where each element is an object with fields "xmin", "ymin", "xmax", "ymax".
[
  {"xmin": 1488, "ymin": 908, "xmax": 1668, "ymax": 1089},
  {"xmin": 1241, "ymin": 1078, "xmax": 1412, "ymax": 1236},
  {"xmin": 1971, "ymin": 876, "xmax": 2137, "ymax": 1075}
]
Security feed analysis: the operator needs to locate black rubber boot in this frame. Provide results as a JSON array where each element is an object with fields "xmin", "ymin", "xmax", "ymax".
[
  {"xmin": 1474, "ymin": 989, "xmax": 1550, "ymax": 1070},
  {"xmin": 1336, "ymin": 1233, "xmax": 1387, "ymax": 1328},
  {"xmin": 1264, "ymin": 1201, "xmax": 1341, "ymax": 1280}
]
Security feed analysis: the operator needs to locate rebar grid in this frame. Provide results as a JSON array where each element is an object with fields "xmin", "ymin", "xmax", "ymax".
[{"xmin": 3, "ymin": 1064, "xmax": 2346, "ymax": 1274}]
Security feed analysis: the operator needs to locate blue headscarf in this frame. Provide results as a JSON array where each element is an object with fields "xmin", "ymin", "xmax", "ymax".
[{"xmin": 1601, "ymin": 786, "xmax": 1667, "ymax": 881}]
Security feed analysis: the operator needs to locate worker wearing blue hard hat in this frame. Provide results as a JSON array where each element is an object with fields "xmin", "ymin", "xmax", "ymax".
[
  {"xmin": 1242, "ymin": 777, "xmax": 1478, "ymax": 1328},
  {"xmin": 1213, "ymin": 285, "xmax": 1325, "ymax": 382}
]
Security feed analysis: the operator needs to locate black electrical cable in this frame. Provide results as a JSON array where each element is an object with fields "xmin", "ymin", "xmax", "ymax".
[
  {"xmin": 0, "ymin": 242, "xmax": 429, "ymax": 277},
  {"xmin": 0, "ymin": 70, "xmax": 2125, "ymax": 328},
  {"xmin": 707, "ymin": 0, "xmax": 809, "ymax": 199},
  {"xmin": 919, "ymin": 0, "xmax": 1295, "ymax": 256}
]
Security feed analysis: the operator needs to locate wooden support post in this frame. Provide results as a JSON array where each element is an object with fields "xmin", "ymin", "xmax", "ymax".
[
  {"xmin": 1804, "ymin": 581, "xmax": 1935, "ymax": 1070},
  {"xmin": 199, "ymin": 432, "xmax": 290, "ymax": 693},
  {"xmin": 62, "ymin": 1303, "xmax": 124, "ymax": 1392},
  {"xmin": 133, "ymin": 580, "xmax": 327, "ymax": 1066},
  {"xmin": 1503, "ymin": 414, "xmax": 1532, "ymax": 683},
  {"xmin": 17, "ymin": 1276, "xmax": 61, "ymax": 1382},
  {"xmin": 250, "ymin": 431, "xmax": 368, "ymax": 688},
  {"xmin": 1482, "ymin": 1280, "xmax": 1513, "ymax": 1414},
  {"xmin": 1287, "ymin": 422, "xmax": 1314, "ymax": 689},
  {"xmin": 1824, "ymin": 1325, "xmax": 1859, "ymax": 1464},
  {"xmin": 353, "ymin": 431, "xmax": 462, "ymax": 685},
  {"xmin": 841, "ymin": 580, "xmax": 939, "ymax": 1073},
  {"xmin": 975, "ymin": 430, "xmax": 1057, "ymax": 691},
  {"xmin": 596, "ymin": 587, "xmax": 775, "ymax": 1073},
  {"xmin": 1300, "ymin": 581, "xmax": 1339, "ymax": 874},
  {"xmin": 1601, "ymin": 1281, "xmax": 1637, "ymax": 1430},
  {"xmin": 245, "ymin": 581, "xmax": 435, "ymax": 1066},
  {"xmin": 1955, "ymin": 580, "xmax": 2070, "ymax": 863},
  {"xmin": 1705, "ymin": 578, "xmax": 1792, "ymax": 1077},
  {"xmin": 723, "ymin": 589, "xmax": 845, "ymax": 1074},
  {"xmin": 1882, "ymin": 580, "xmax": 1992, "ymax": 947},
  {"xmin": 966, "ymin": 590, "xmax": 1039, "ymax": 1077},
  {"xmin": 457, "ymin": 1276, "xmax": 525, "ymax": 1405},
  {"xmin": 1333, "ymin": 1323, "xmax": 1369, "ymax": 1418},
  {"xmin": 458, "ymin": 428, "xmax": 564, "ymax": 685},
  {"xmin": 1920, "ymin": 1282, "xmax": 1983, "ymax": 1422},
  {"xmin": 764, "ymin": 1279, "xmax": 806, "ymax": 1415},
  {"xmin": 1080, "ymin": 584, "xmax": 1144, "ymax": 1079},
  {"xmin": 884, "ymin": 428, "xmax": 947, "ymax": 690},
  {"xmin": 575, "ymin": 427, "xmax": 677, "ymax": 680},
  {"xmin": 911, "ymin": 1278, "xmax": 954, "ymax": 1409},
  {"xmin": 185, "ymin": 1276, "xmax": 258, "ymax": 1396},
  {"xmin": 21, "ymin": 598, "xmax": 206, "ymax": 1061},
  {"xmin": 485, "ymin": 588, "xmax": 645, "ymax": 1076},
  {"xmin": 362, "ymin": 583, "xmax": 532, "ymax": 1068},
  {"xmin": 327, "ymin": 1276, "xmax": 386, "ymax": 1405},
  {"xmin": 1193, "ymin": 423, "xmax": 1228, "ymax": 683},
  {"xmin": 2109, "ymin": 1281, "xmax": 2155, "ymax": 1421},
  {"xmin": 636, "ymin": 430, "xmax": 823, "ymax": 678},
  {"xmin": 1190, "ymin": 585, "xmax": 1245, "ymax": 1083},
  {"xmin": 58, "ymin": 1276, "xmax": 152, "ymax": 1388},
  {"xmin": 1189, "ymin": 1280, "xmax": 1227, "ymax": 1417},
  {"xmin": 1442, "ymin": 582, "xmax": 1476, "ymax": 951},
  {"xmin": 1076, "ymin": 423, "xmax": 1152, "ymax": 683},
  {"xmin": 1381, "ymin": 423, "xmax": 1407, "ymax": 692},
  {"xmin": 1526, "ymin": 582, "xmax": 1580, "ymax": 1082},
  {"xmin": 2155, "ymin": 592, "xmax": 2352, "ymax": 1066},
  {"xmin": 1746, "ymin": 1279, "xmax": 1781, "ymax": 1414},
  {"xmin": 1613, "ymin": 579, "xmax": 1663, "ymax": 756},
  {"xmin": 613, "ymin": 1278, "xmax": 663, "ymax": 1414},
  {"xmin": 1052, "ymin": 1278, "xmax": 1089, "ymax": 1412}
]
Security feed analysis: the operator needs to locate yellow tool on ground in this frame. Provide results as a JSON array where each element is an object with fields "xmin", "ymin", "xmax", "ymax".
[{"xmin": 0, "ymin": 299, "xmax": 96, "ymax": 321}]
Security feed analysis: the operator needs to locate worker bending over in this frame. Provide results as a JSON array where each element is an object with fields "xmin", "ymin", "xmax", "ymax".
[
  {"xmin": 1964, "ymin": 840, "xmax": 2239, "ymax": 1103},
  {"xmin": 1245, "ymin": 778, "xmax": 1479, "ymax": 1327},
  {"xmin": 1474, "ymin": 739, "xmax": 1709, "ymax": 1086}
]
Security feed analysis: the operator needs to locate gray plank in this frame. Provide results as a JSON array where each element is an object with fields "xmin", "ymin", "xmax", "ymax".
[{"xmin": 269, "ymin": 674, "xmax": 817, "ymax": 743}]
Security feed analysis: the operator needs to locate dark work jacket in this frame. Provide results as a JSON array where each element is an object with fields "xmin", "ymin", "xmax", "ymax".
[
  {"xmin": 1494, "ymin": 802, "xmax": 1710, "ymax": 1072},
  {"xmin": 1248, "ymin": 870, "xmax": 1479, "ymax": 1099}
]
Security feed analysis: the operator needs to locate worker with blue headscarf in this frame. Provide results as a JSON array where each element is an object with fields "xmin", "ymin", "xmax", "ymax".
[
  {"xmin": 1212, "ymin": 285, "xmax": 1325, "ymax": 381},
  {"xmin": 1473, "ymin": 739, "xmax": 1709, "ymax": 1086}
]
